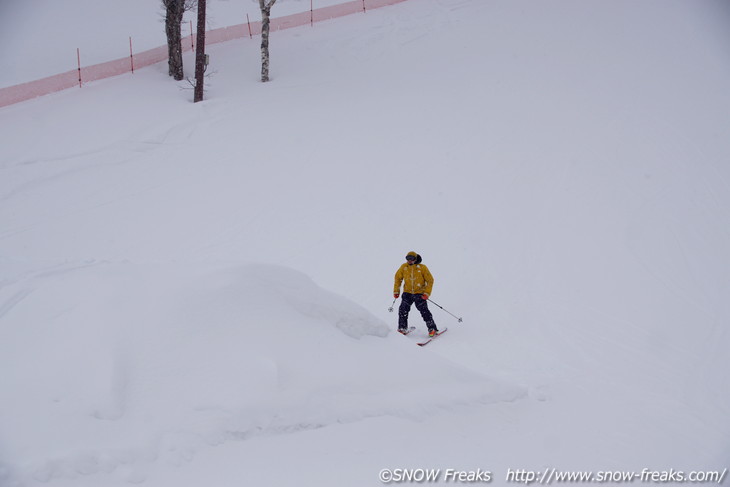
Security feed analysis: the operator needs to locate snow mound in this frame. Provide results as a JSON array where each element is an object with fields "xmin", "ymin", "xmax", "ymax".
[
  {"xmin": 243, "ymin": 263, "xmax": 389, "ymax": 339},
  {"xmin": 0, "ymin": 260, "xmax": 523, "ymax": 485}
]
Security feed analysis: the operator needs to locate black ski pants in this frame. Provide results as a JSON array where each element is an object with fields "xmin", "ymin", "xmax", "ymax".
[{"xmin": 398, "ymin": 292, "xmax": 437, "ymax": 331}]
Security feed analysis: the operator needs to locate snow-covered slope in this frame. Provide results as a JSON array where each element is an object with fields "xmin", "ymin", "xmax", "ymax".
[
  {"xmin": 0, "ymin": 261, "xmax": 520, "ymax": 484},
  {"xmin": 1, "ymin": 0, "xmax": 729, "ymax": 486}
]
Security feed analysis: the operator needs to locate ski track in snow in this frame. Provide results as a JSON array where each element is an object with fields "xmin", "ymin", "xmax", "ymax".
[
  {"xmin": 0, "ymin": 288, "xmax": 34, "ymax": 320},
  {"xmin": 0, "ymin": 261, "xmax": 109, "ymax": 340}
]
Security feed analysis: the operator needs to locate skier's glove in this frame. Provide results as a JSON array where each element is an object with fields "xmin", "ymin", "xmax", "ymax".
[
  {"xmin": 393, "ymin": 293, "xmax": 400, "ymax": 299},
  {"xmin": 422, "ymin": 294, "xmax": 429, "ymax": 300}
]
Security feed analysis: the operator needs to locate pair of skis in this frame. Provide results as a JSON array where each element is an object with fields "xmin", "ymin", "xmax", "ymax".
[{"xmin": 399, "ymin": 326, "xmax": 448, "ymax": 347}]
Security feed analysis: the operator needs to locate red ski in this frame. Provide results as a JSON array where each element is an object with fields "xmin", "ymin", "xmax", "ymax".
[{"xmin": 417, "ymin": 328, "xmax": 447, "ymax": 347}]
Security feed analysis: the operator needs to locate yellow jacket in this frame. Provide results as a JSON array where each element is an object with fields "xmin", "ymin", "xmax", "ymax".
[{"xmin": 394, "ymin": 255, "xmax": 434, "ymax": 296}]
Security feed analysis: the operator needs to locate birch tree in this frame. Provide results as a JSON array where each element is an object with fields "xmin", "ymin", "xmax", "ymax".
[{"xmin": 259, "ymin": 0, "xmax": 277, "ymax": 82}]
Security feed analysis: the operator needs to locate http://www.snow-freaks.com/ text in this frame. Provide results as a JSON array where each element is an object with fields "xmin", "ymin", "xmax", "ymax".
[{"xmin": 378, "ymin": 467, "xmax": 728, "ymax": 484}]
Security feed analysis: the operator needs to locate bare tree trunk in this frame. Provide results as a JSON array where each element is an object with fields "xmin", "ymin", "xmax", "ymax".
[
  {"xmin": 193, "ymin": 0, "xmax": 206, "ymax": 102},
  {"xmin": 164, "ymin": 0, "xmax": 186, "ymax": 80},
  {"xmin": 259, "ymin": 0, "xmax": 277, "ymax": 82}
]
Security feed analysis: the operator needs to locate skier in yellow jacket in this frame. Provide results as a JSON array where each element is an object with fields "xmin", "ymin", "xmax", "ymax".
[{"xmin": 393, "ymin": 251, "xmax": 439, "ymax": 336}]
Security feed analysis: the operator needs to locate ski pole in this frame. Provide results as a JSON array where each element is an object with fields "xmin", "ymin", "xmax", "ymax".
[
  {"xmin": 388, "ymin": 298, "xmax": 397, "ymax": 312},
  {"xmin": 428, "ymin": 299, "xmax": 463, "ymax": 322}
]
